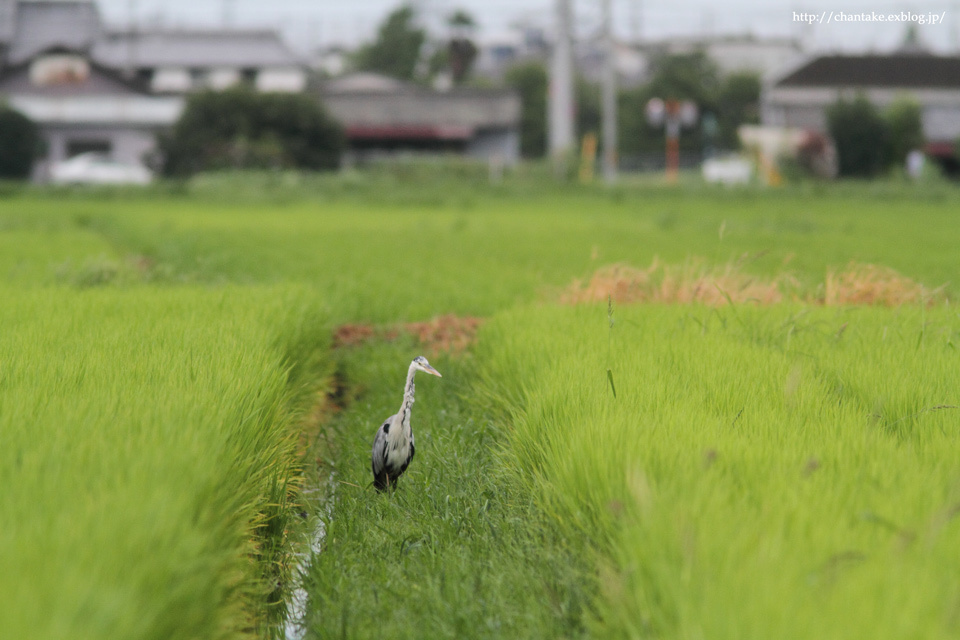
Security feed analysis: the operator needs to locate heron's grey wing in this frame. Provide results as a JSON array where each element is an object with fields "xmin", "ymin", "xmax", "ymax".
[
  {"xmin": 399, "ymin": 440, "xmax": 415, "ymax": 475},
  {"xmin": 371, "ymin": 416, "xmax": 395, "ymax": 478}
]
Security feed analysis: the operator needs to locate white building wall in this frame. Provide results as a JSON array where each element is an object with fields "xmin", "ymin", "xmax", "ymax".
[
  {"xmin": 32, "ymin": 126, "xmax": 161, "ymax": 181},
  {"xmin": 207, "ymin": 68, "xmax": 241, "ymax": 90},
  {"xmin": 763, "ymin": 86, "xmax": 960, "ymax": 141},
  {"xmin": 152, "ymin": 68, "xmax": 191, "ymax": 93},
  {"xmin": 256, "ymin": 68, "xmax": 306, "ymax": 92}
]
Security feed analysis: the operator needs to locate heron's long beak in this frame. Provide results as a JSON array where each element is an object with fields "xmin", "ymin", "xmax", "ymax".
[{"xmin": 424, "ymin": 365, "xmax": 442, "ymax": 377}]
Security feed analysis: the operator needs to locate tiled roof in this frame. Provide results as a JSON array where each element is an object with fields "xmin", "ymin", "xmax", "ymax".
[
  {"xmin": 0, "ymin": 0, "xmax": 17, "ymax": 44},
  {"xmin": 2, "ymin": 2, "xmax": 301, "ymax": 70},
  {"xmin": 92, "ymin": 30, "xmax": 302, "ymax": 69},
  {"xmin": 7, "ymin": 1, "xmax": 102, "ymax": 65},
  {"xmin": 775, "ymin": 54, "xmax": 960, "ymax": 89}
]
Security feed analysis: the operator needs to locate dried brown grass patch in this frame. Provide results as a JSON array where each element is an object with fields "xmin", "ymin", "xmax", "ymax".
[
  {"xmin": 330, "ymin": 314, "xmax": 484, "ymax": 355},
  {"xmin": 823, "ymin": 262, "xmax": 944, "ymax": 307},
  {"xmin": 564, "ymin": 259, "xmax": 946, "ymax": 308},
  {"xmin": 331, "ymin": 323, "xmax": 376, "ymax": 348},
  {"xmin": 405, "ymin": 314, "xmax": 484, "ymax": 355},
  {"xmin": 562, "ymin": 259, "xmax": 794, "ymax": 306}
]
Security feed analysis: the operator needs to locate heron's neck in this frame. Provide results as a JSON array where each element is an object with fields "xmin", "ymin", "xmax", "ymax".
[{"xmin": 395, "ymin": 364, "xmax": 417, "ymax": 437}]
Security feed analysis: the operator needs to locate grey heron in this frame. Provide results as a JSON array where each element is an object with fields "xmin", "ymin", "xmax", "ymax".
[{"xmin": 371, "ymin": 356, "xmax": 442, "ymax": 491}]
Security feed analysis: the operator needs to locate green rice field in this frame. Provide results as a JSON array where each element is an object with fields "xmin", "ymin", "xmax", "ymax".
[{"xmin": 1, "ymin": 172, "xmax": 959, "ymax": 638}]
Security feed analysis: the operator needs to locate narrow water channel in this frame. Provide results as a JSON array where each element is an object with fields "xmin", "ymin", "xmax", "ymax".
[{"xmin": 283, "ymin": 479, "xmax": 334, "ymax": 640}]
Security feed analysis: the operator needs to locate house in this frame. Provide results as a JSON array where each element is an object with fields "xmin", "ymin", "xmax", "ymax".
[
  {"xmin": 311, "ymin": 46, "xmax": 349, "ymax": 79},
  {"xmin": 0, "ymin": 0, "xmax": 306, "ymax": 179},
  {"xmin": 320, "ymin": 73, "xmax": 521, "ymax": 164},
  {"xmin": 471, "ymin": 26, "xmax": 550, "ymax": 83},
  {"xmin": 0, "ymin": 47, "xmax": 181, "ymax": 178},
  {"xmin": 91, "ymin": 29, "xmax": 306, "ymax": 94},
  {"xmin": 762, "ymin": 53, "xmax": 960, "ymax": 162}
]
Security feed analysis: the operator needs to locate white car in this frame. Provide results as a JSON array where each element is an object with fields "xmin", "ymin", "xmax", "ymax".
[
  {"xmin": 702, "ymin": 155, "xmax": 753, "ymax": 185},
  {"xmin": 50, "ymin": 152, "xmax": 153, "ymax": 186}
]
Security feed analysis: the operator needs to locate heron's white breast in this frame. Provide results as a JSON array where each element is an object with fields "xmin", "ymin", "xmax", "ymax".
[{"xmin": 385, "ymin": 438, "xmax": 411, "ymax": 466}]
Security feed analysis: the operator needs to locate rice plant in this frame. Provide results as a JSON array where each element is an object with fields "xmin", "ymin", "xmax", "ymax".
[
  {"xmin": 0, "ymin": 285, "xmax": 329, "ymax": 639},
  {"xmin": 476, "ymin": 302, "xmax": 960, "ymax": 638}
]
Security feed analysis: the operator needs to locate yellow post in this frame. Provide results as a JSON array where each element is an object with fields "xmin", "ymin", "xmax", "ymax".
[{"xmin": 579, "ymin": 133, "xmax": 597, "ymax": 183}]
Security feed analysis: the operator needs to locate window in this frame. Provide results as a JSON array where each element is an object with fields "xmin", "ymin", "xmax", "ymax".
[
  {"xmin": 240, "ymin": 67, "xmax": 258, "ymax": 86},
  {"xmin": 136, "ymin": 67, "xmax": 155, "ymax": 86},
  {"xmin": 67, "ymin": 140, "xmax": 111, "ymax": 158},
  {"xmin": 189, "ymin": 67, "xmax": 207, "ymax": 89}
]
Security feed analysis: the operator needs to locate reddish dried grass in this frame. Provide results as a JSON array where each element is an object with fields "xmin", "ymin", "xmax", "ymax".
[
  {"xmin": 405, "ymin": 314, "xmax": 484, "ymax": 355},
  {"xmin": 330, "ymin": 314, "xmax": 484, "ymax": 354},
  {"xmin": 564, "ymin": 259, "xmax": 945, "ymax": 308},
  {"xmin": 331, "ymin": 323, "xmax": 376, "ymax": 348}
]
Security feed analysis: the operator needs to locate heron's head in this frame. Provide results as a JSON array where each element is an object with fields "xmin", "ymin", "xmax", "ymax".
[{"xmin": 412, "ymin": 355, "xmax": 442, "ymax": 377}]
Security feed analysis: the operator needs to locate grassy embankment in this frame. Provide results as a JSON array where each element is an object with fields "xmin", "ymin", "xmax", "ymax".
[{"xmin": 1, "ymin": 174, "xmax": 958, "ymax": 638}]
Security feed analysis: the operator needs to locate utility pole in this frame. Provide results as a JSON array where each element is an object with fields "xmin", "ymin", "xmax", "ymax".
[
  {"xmin": 549, "ymin": 0, "xmax": 575, "ymax": 171},
  {"xmin": 601, "ymin": 0, "xmax": 617, "ymax": 183}
]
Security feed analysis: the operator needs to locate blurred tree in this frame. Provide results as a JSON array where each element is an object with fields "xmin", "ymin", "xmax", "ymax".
[
  {"xmin": 883, "ymin": 97, "xmax": 924, "ymax": 167},
  {"xmin": 354, "ymin": 5, "xmax": 426, "ymax": 82},
  {"xmin": 161, "ymin": 88, "xmax": 344, "ymax": 176},
  {"xmin": 617, "ymin": 52, "xmax": 722, "ymax": 158},
  {"xmin": 645, "ymin": 51, "xmax": 720, "ymax": 110},
  {"xmin": 0, "ymin": 105, "xmax": 40, "ymax": 180},
  {"xmin": 716, "ymin": 72, "xmax": 760, "ymax": 148},
  {"xmin": 827, "ymin": 94, "xmax": 889, "ymax": 177},
  {"xmin": 617, "ymin": 86, "xmax": 657, "ymax": 156},
  {"xmin": 505, "ymin": 62, "xmax": 547, "ymax": 158},
  {"xmin": 447, "ymin": 10, "xmax": 478, "ymax": 85}
]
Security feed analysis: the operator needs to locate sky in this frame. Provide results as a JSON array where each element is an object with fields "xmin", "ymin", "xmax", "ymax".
[{"xmin": 94, "ymin": 0, "xmax": 960, "ymax": 55}]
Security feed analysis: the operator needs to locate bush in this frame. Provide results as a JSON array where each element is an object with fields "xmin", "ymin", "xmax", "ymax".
[
  {"xmin": 826, "ymin": 94, "xmax": 889, "ymax": 177},
  {"xmin": 716, "ymin": 72, "xmax": 760, "ymax": 148},
  {"xmin": 161, "ymin": 88, "xmax": 345, "ymax": 177},
  {"xmin": 505, "ymin": 63, "xmax": 548, "ymax": 159},
  {"xmin": 883, "ymin": 97, "xmax": 924, "ymax": 167},
  {"xmin": 0, "ymin": 105, "xmax": 40, "ymax": 179}
]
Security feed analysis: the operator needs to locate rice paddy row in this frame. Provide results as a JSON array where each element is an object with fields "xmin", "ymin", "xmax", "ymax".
[
  {"xmin": 476, "ymin": 302, "xmax": 960, "ymax": 638},
  {"xmin": 0, "ymin": 285, "xmax": 330, "ymax": 639}
]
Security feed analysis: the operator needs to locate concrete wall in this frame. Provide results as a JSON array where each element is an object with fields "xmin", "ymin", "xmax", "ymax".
[
  {"xmin": 466, "ymin": 128, "xmax": 520, "ymax": 164},
  {"xmin": 322, "ymin": 89, "xmax": 521, "ymax": 130},
  {"xmin": 32, "ymin": 125, "xmax": 158, "ymax": 181}
]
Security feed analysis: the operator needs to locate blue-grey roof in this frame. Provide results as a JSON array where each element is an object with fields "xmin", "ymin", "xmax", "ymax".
[
  {"xmin": 0, "ymin": 0, "xmax": 17, "ymax": 44},
  {"xmin": 7, "ymin": 1, "xmax": 102, "ymax": 65},
  {"xmin": 92, "ymin": 30, "xmax": 303, "ymax": 69}
]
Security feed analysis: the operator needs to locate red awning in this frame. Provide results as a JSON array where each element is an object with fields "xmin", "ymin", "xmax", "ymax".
[
  {"xmin": 924, "ymin": 141, "xmax": 957, "ymax": 158},
  {"xmin": 345, "ymin": 125, "xmax": 473, "ymax": 141}
]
